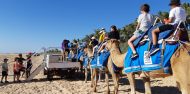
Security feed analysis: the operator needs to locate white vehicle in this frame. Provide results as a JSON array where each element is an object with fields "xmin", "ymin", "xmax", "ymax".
[{"xmin": 25, "ymin": 47, "xmax": 80, "ymax": 81}]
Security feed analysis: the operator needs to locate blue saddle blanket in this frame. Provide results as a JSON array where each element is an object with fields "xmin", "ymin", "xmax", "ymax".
[
  {"xmin": 125, "ymin": 41, "xmax": 180, "ymax": 74},
  {"xmin": 91, "ymin": 52, "xmax": 110, "ymax": 69},
  {"xmin": 133, "ymin": 24, "xmax": 174, "ymax": 47},
  {"xmin": 83, "ymin": 55, "xmax": 89, "ymax": 68},
  {"xmin": 78, "ymin": 52, "xmax": 84, "ymax": 59}
]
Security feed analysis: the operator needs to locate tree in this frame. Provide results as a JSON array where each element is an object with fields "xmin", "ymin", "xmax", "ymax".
[{"xmin": 181, "ymin": 2, "xmax": 190, "ymax": 29}]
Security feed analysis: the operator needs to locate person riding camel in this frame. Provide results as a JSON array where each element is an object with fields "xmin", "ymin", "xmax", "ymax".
[
  {"xmin": 128, "ymin": 4, "xmax": 154, "ymax": 59},
  {"xmin": 92, "ymin": 28, "xmax": 108, "ymax": 56},
  {"xmin": 149, "ymin": 0, "xmax": 187, "ymax": 55},
  {"xmin": 99, "ymin": 28, "xmax": 107, "ymax": 43},
  {"xmin": 97, "ymin": 25, "xmax": 120, "ymax": 54}
]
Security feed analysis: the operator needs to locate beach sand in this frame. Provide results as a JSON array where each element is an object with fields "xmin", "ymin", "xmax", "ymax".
[{"xmin": 0, "ymin": 54, "xmax": 180, "ymax": 94}]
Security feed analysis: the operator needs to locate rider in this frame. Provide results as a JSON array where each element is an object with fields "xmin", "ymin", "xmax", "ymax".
[
  {"xmin": 74, "ymin": 40, "xmax": 78, "ymax": 48},
  {"xmin": 149, "ymin": 0, "xmax": 187, "ymax": 55},
  {"xmin": 92, "ymin": 28, "xmax": 108, "ymax": 56},
  {"xmin": 97, "ymin": 25, "xmax": 120, "ymax": 54},
  {"xmin": 99, "ymin": 28, "xmax": 106, "ymax": 43},
  {"xmin": 128, "ymin": 4, "xmax": 154, "ymax": 59}
]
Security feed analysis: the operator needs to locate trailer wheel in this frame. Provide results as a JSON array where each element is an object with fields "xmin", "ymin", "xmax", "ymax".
[{"xmin": 47, "ymin": 69, "xmax": 52, "ymax": 81}]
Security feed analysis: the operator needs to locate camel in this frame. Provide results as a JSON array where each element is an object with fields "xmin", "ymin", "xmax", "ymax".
[
  {"xmin": 85, "ymin": 45, "xmax": 123, "ymax": 94},
  {"xmin": 106, "ymin": 39, "xmax": 190, "ymax": 94}
]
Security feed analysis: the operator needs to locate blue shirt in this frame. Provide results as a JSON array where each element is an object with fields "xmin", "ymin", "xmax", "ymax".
[{"xmin": 2, "ymin": 63, "xmax": 8, "ymax": 71}]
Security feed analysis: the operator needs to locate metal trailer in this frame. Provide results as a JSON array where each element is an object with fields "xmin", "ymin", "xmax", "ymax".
[{"xmin": 25, "ymin": 47, "xmax": 80, "ymax": 81}]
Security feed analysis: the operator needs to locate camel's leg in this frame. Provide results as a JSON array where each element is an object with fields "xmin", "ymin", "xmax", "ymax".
[
  {"xmin": 91, "ymin": 68, "xmax": 98, "ymax": 92},
  {"xmin": 85, "ymin": 67, "xmax": 88, "ymax": 83},
  {"xmin": 105, "ymin": 71, "xmax": 110, "ymax": 94},
  {"xmin": 113, "ymin": 74, "xmax": 120, "ymax": 94},
  {"xmin": 127, "ymin": 73, "xmax": 136, "ymax": 94},
  {"xmin": 142, "ymin": 77, "xmax": 151, "ymax": 94},
  {"xmin": 90, "ymin": 68, "xmax": 94, "ymax": 87}
]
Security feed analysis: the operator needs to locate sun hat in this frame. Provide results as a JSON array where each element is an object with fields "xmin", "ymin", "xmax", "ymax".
[
  {"xmin": 99, "ymin": 28, "xmax": 105, "ymax": 33},
  {"xmin": 91, "ymin": 37, "xmax": 96, "ymax": 39},
  {"xmin": 28, "ymin": 52, "xmax": 33, "ymax": 54},
  {"xmin": 4, "ymin": 58, "xmax": 8, "ymax": 61},
  {"xmin": 169, "ymin": 0, "xmax": 181, "ymax": 6}
]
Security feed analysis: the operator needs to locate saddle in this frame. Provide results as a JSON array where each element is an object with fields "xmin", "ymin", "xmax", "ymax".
[{"xmin": 135, "ymin": 20, "xmax": 189, "ymax": 48}]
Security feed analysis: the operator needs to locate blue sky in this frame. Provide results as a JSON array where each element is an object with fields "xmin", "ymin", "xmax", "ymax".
[{"xmin": 0, "ymin": 0, "xmax": 189, "ymax": 53}]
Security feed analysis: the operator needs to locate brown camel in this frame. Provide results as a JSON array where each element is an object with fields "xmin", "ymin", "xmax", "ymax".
[
  {"xmin": 106, "ymin": 39, "xmax": 190, "ymax": 94},
  {"xmin": 85, "ymin": 45, "xmax": 123, "ymax": 94}
]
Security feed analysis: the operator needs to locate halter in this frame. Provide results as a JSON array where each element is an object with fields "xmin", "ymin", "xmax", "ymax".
[{"xmin": 109, "ymin": 48, "xmax": 119, "ymax": 53}]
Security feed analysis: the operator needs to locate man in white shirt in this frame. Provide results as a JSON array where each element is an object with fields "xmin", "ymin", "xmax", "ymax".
[{"xmin": 149, "ymin": 0, "xmax": 187, "ymax": 55}]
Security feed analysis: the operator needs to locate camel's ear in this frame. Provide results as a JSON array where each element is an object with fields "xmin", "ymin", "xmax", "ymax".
[{"xmin": 118, "ymin": 40, "xmax": 120, "ymax": 43}]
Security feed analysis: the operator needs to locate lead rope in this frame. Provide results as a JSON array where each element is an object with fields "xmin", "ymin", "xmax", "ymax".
[{"xmin": 174, "ymin": 41, "xmax": 190, "ymax": 58}]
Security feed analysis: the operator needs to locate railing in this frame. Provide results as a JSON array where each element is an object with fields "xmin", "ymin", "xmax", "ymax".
[
  {"xmin": 153, "ymin": 17, "xmax": 163, "ymax": 26},
  {"xmin": 47, "ymin": 47, "xmax": 79, "ymax": 62},
  {"xmin": 24, "ymin": 47, "xmax": 46, "ymax": 71}
]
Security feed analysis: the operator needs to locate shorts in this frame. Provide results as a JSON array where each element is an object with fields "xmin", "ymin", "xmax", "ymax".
[
  {"xmin": 134, "ymin": 29, "xmax": 144, "ymax": 37},
  {"xmin": 2, "ymin": 71, "xmax": 8, "ymax": 76},
  {"xmin": 159, "ymin": 25, "xmax": 174, "ymax": 32},
  {"xmin": 61, "ymin": 49, "xmax": 65, "ymax": 53},
  {"xmin": 19, "ymin": 69, "xmax": 25, "ymax": 72},
  {"xmin": 14, "ymin": 71, "xmax": 20, "ymax": 75}
]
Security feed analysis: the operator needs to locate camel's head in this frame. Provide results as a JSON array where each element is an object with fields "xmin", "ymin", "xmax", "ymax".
[
  {"xmin": 83, "ymin": 45, "xmax": 88, "ymax": 53},
  {"xmin": 87, "ymin": 45, "xmax": 93, "ymax": 50},
  {"xmin": 106, "ymin": 39, "xmax": 120, "ymax": 51}
]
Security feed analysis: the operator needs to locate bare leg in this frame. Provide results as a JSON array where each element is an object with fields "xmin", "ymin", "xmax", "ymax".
[
  {"xmin": 22, "ymin": 71, "xmax": 25, "ymax": 77},
  {"xmin": 152, "ymin": 28, "xmax": 160, "ymax": 45},
  {"xmin": 17, "ymin": 75, "xmax": 19, "ymax": 81},
  {"xmin": 5, "ymin": 75, "xmax": 7, "ymax": 81},
  {"xmin": 128, "ymin": 35, "xmax": 138, "ymax": 52},
  {"xmin": 97, "ymin": 43, "xmax": 107, "ymax": 53},
  {"xmin": 92, "ymin": 46, "xmax": 97, "ymax": 56},
  {"xmin": 14, "ymin": 75, "xmax": 16, "ymax": 82},
  {"xmin": 1, "ymin": 76, "xmax": 4, "ymax": 82}
]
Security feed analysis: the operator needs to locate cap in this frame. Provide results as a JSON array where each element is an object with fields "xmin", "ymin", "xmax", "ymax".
[
  {"xmin": 19, "ymin": 53, "xmax": 22, "ymax": 56},
  {"xmin": 91, "ymin": 37, "xmax": 96, "ymax": 39},
  {"xmin": 28, "ymin": 52, "xmax": 33, "ymax": 54}
]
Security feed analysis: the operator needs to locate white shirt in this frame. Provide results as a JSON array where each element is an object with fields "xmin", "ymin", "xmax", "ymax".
[
  {"xmin": 137, "ymin": 14, "xmax": 154, "ymax": 32},
  {"xmin": 169, "ymin": 7, "xmax": 186, "ymax": 24}
]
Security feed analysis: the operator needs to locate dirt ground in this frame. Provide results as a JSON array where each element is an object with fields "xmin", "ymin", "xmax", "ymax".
[{"xmin": 0, "ymin": 54, "xmax": 181, "ymax": 94}]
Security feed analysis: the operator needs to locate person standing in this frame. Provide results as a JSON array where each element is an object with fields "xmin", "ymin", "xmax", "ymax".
[
  {"xmin": 1, "ymin": 58, "xmax": 9, "ymax": 83},
  {"xmin": 26, "ymin": 55, "xmax": 32, "ymax": 78},
  {"xmin": 18, "ymin": 53, "xmax": 29, "ymax": 77},
  {"xmin": 61, "ymin": 40, "xmax": 67, "ymax": 62},
  {"xmin": 13, "ymin": 57, "xmax": 20, "ymax": 82}
]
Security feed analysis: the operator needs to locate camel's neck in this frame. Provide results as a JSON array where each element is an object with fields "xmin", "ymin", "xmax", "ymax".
[
  {"xmin": 110, "ymin": 48, "xmax": 127, "ymax": 68},
  {"xmin": 87, "ymin": 49, "xmax": 93, "ymax": 57}
]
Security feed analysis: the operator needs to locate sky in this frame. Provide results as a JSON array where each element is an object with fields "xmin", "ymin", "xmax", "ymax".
[{"xmin": 0, "ymin": 0, "xmax": 190, "ymax": 53}]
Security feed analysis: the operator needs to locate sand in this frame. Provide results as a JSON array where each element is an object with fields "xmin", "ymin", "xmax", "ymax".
[{"xmin": 0, "ymin": 54, "xmax": 181, "ymax": 94}]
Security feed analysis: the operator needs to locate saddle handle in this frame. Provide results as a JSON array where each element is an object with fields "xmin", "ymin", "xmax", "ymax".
[
  {"xmin": 172, "ymin": 21, "xmax": 187, "ymax": 40},
  {"xmin": 153, "ymin": 17, "xmax": 163, "ymax": 26}
]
